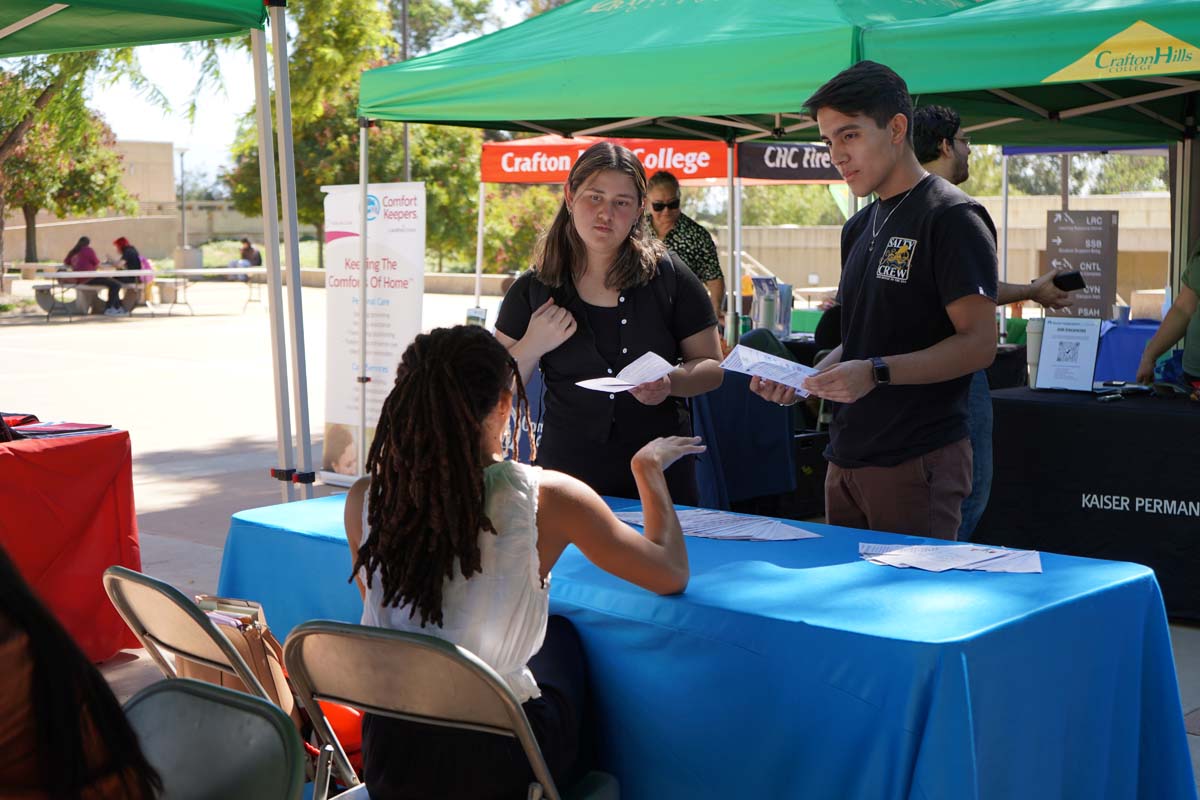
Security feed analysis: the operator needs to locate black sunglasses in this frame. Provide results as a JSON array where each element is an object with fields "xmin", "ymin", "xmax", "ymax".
[{"xmin": 651, "ymin": 198, "xmax": 681, "ymax": 212}]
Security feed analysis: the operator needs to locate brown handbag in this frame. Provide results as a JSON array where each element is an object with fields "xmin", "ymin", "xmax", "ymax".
[{"xmin": 174, "ymin": 595, "xmax": 300, "ymax": 727}]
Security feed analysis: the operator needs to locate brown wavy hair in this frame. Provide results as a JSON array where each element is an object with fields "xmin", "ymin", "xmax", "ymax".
[
  {"xmin": 352, "ymin": 326, "xmax": 536, "ymax": 627},
  {"xmin": 534, "ymin": 141, "xmax": 665, "ymax": 293}
]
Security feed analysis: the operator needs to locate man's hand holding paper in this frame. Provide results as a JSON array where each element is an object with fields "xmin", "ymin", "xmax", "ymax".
[{"xmin": 721, "ymin": 345, "xmax": 817, "ymax": 400}]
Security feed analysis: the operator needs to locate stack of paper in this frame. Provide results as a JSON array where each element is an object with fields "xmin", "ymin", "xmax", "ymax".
[
  {"xmin": 719, "ymin": 345, "xmax": 817, "ymax": 397},
  {"xmin": 858, "ymin": 543, "xmax": 1042, "ymax": 573},
  {"xmin": 576, "ymin": 351, "xmax": 675, "ymax": 393},
  {"xmin": 616, "ymin": 509, "xmax": 821, "ymax": 542}
]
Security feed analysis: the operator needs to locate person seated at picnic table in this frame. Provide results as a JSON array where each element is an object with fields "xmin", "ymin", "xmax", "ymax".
[
  {"xmin": 0, "ymin": 544, "xmax": 162, "ymax": 798},
  {"xmin": 344, "ymin": 324, "xmax": 699, "ymax": 800},
  {"xmin": 236, "ymin": 238, "xmax": 263, "ymax": 267},
  {"xmin": 63, "ymin": 236, "xmax": 127, "ymax": 316},
  {"xmin": 1137, "ymin": 240, "xmax": 1200, "ymax": 389},
  {"xmin": 112, "ymin": 237, "xmax": 144, "ymax": 284}
]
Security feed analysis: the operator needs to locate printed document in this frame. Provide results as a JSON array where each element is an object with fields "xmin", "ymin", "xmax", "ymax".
[
  {"xmin": 616, "ymin": 508, "xmax": 821, "ymax": 542},
  {"xmin": 577, "ymin": 351, "xmax": 675, "ymax": 392},
  {"xmin": 858, "ymin": 542, "xmax": 1043, "ymax": 573},
  {"xmin": 720, "ymin": 345, "xmax": 817, "ymax": 396}
]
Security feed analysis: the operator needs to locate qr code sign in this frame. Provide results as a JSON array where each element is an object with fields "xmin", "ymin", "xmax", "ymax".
[{"xmin": 1057, "ymin": 341, "xmax": 1080, "ymax": 363}]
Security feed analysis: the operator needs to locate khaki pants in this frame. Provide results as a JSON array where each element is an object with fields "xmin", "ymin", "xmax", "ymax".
[{"xmin": 825, "ymin": 438, "xmax": 973, "ymax": 540}]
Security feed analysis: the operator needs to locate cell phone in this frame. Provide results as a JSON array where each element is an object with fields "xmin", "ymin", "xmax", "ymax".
[
  {"xmin": 1102, "ymin": 380, "xmax": 1126, "ymax": 387},
  {"xmin": 1052, "ymin": 270, "xmax": 1086, "ymax": 292},
  {"xmin": 1097, "ymin": 393, "xmax": 1124, "ymax": 403}
]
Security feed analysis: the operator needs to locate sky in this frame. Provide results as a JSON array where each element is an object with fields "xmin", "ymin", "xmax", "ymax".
[{"xmin": 86, "ymin": 2, "xmax": 527, "ymax": 188}]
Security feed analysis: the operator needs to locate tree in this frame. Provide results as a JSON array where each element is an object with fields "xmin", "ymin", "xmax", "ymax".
[
  {"xmin": 409, "ymin": 124, "xmax": 483, "ymax": 270},
  {"xmin": 739, "ymin": 184, "xmax": 843, "ymax": 227},
  {"xmin": 4, "ymin": 107, "xmax": 135, "ymax": 262},
  {"xmin": 1090, "ymin": 154, "xmax": 1167, "ymax": 195},
  {"xmin": 396, "ymin": 0, "xmax": 494, "ymax": 56},
  {"xmin": 0, "ymin": 50, "xmax": 158, "ymax": 263},
  {"xmin": 482, "ymin": 184, "xmax": 560, "ymax": 273},
  {"xmin": 960, "ymin": 145, "xmax": 1005, "ymax": 197}
]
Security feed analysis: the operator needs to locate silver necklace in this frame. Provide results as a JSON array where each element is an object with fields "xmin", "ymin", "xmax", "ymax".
[{"xmin": 868, "ymin": 176, "xmax": 924, "ymax": 252}]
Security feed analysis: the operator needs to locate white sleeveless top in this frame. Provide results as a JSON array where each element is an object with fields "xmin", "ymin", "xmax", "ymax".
[{"xmin": 359, "ymin": 461, "xmax": 548, "ymax": 702}]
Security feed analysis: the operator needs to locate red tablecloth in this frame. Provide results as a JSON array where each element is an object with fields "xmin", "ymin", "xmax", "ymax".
[{"xmin": 0, "ymin": 431, "xmax": 141, "ymax": 661}]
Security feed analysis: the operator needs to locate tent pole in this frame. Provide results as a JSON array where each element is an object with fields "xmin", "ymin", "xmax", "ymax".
[
  {"xmin": 251, "ymin": 28, "xmax": 295, "ymax": 503},
  {"xmin": 1060, "ymin": 154, "xmax": 1069, "ymax": 210},
  {"xmin": 1000, "ymin": 153, "xmax": 1010, "ymax": 341},
  {"xmin": 358, "ymin": 120, "xmax": 372, "ymax": 476},
  {"xmin": 268, "ymin": 2, "xmax": 313, "ymax": 499},
  {"xmin": 724, "ymin": 142, "xmax": 737, "ymax": 346},
  {"xmin": 474, "ymin": 182, "xmax": 485, "ymax": 307},
  {"xmin": 734, "ymin": 175, "xmax": 743, "ymax": 327},
  {"xmin": 1171, "ymin": 139, "xmax": 1192, "ymax": 297}
]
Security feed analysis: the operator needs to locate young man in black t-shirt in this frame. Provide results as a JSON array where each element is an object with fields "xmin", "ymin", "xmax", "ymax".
[{"xmin": 751, "ymin": 62, "xmax": 998, "ymax": 539}]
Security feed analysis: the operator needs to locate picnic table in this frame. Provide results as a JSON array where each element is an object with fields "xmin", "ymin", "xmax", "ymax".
[{"xmin": 33, "ymin": 269, "xmax": 155, "ymax": 320}]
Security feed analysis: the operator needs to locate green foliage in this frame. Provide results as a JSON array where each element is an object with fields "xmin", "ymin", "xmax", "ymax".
[
  {"xmin": 396, "ymin": 0, "xmax": 495, "ymax": 56},
  {"xmin": 959, "ymin": 147, "xmax": 1168, "ymax": 197},
  {"xmin": 739, "ymin": 184, "xmax": 843, "ymax": 226},
  {"xmin": 482, "ymin": 184, "xmax": 560, "ymax": 273},
  {"xmin": 959, "ymin": 144, "xmax": 1005, "ymax": 197},
  {"xmin": 410, "ymin": 124, "xmax": 483, "ymax": 270},
  {"xmin": 1089, "ymin": 154, "xmax": 1167, "ymax": 195}
]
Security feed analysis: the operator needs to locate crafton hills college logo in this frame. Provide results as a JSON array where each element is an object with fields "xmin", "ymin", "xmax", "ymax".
[
  {"xmin": 1044, "ymin": 20, "xmax": 1197, "ymax": 82},
  {"xmin": 876, "ymin": 237, "xmax": 917, "ymax": 284}
]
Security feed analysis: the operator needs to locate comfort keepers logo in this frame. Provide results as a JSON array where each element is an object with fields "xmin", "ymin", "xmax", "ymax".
[{"xmin": 1043, "ymin": 20, "xmax": 1197, "ymax": 82}]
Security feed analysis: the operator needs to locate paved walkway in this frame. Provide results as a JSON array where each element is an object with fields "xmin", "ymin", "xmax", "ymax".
[{"xmin": 3, "ymin": 278, "xmax": 1196, "ymax": 787}]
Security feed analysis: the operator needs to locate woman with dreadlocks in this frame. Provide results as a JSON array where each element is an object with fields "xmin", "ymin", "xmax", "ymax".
[
  {"xmin": 495, "ymin": 141, "xmax": 724, "ymax": 507},
  {"xmin": 345, "ymin": 324, "xmax": 701, "ymax": 799}
]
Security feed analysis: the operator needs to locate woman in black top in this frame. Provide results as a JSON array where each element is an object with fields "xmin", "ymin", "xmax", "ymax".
[
  {"xmin": 112, "ymin": 236, "xmax": 143, "ymax": 284},
  {"xmin": 496, "ymin": 142, "xmax": 723, "ymax": 504}
]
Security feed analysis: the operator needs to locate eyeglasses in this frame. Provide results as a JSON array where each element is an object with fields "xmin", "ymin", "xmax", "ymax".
[
  {"xmin": 954, "ymin": 135, "xmax": 971, "ymax": 145},
  {"xmin": 651, "ymin": 198, "xmax": 681, "ymax": 212}
]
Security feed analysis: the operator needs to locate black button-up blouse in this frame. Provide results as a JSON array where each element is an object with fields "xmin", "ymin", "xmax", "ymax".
[{"xmin": 496, "ymin": 252, "xmax": 718, "ymax": 451}]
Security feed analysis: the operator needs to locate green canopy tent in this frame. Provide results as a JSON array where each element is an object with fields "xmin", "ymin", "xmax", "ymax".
[
  {"xmin": 1, "ymin": 0, "xmax": 315, "ymax": 502},
  {"xmin": 357, "ymin": 0, "xmax": 1199, "ymax": 326}
]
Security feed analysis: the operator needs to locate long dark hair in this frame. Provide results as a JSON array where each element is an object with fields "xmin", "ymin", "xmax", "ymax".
[
  {"xmin": 0, "ymin": 545, "xmax": 162, "ymax": 799},
  {"xmin": 534, "ymin": 141, "xmax": 665, "ymax": 293},
  {"xmin": 64, "ymin": 236, "xmax": 90, "ymax": 264},
  {"xmin": 352, "ymin": 326, "xmax": 536, "ymax": 627}
]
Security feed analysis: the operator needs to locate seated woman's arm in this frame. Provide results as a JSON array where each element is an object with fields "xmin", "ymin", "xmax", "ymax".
[
  {"xmin": 535, "ymin": 437, "xmax": 703, "ymax": 595},
  {"xmin": 343, "ymin": 477, "xmax": 371, "ymax": 601}
]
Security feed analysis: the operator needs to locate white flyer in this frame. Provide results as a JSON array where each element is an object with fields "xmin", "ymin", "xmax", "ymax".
[
  {"xmin": 720, "ymin": 345, "xmax": 817, "ymax": 396},
  {"xmin": 576, "ymin": 351, "xmax": 675, "ymax": 392},
  {"xmin": 616, "ymin": 509, "xmax": 821, "ymax": 542},
  {"xmin": 1034, "ymin": 317, "xmax": 1102, "ymax": 392}
]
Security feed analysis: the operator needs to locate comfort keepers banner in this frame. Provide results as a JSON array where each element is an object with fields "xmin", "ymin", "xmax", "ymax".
[
  {"xmin": 320, "ymin": 182, "xmax": 425, "ymax": 481},
  {"xmin": 481, "ymin": 135, "xmax": 728, "ymax": 183}
]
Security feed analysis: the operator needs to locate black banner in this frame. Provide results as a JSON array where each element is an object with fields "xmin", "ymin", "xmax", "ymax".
[{"xmin": 737, "ymin": 142, "xmax": 842, "ymax": 182}]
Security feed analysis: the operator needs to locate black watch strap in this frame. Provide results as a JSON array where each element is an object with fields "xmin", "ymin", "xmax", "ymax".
[{"xmin": 870, "ymin": 356, "xmax": 891, "ymax": 386}]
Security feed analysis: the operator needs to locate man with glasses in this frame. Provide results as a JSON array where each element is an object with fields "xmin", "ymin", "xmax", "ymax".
[
  {"xmin": 913, "ymin": 104, "xmax": 1074, "ymax": 539},
  {"xmin": 645, "ymin": 170, "xmax": 725, "ymax": 317}
]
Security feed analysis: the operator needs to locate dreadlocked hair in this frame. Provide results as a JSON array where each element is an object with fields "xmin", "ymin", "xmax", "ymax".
[{"xmin": 352, "ymin": 325, "xmax": 536, "ymax": 627}]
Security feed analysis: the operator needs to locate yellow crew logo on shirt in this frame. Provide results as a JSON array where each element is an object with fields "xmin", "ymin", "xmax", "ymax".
[
  {"xmin": 877, "ymin": 237, "xmax": 917, "ymax": 284},
  {"xmin": 1043, "ymin": 21, "xmax": 1196, "ymax": 83}
]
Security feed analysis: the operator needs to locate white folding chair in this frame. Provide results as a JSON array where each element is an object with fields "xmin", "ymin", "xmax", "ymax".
[
  {"xmin": 102, "ymin": 565, "xmax": 273, "ymax": 700},
  {"xmin": 284, "ymin": 620, "xmax": 619, "ymax": 800}
]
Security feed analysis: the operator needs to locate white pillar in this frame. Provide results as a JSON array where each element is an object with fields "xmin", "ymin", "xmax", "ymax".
[
  {"xmin": 358, "ymin": 121, "xmax": 372, "ymax": 476},
  {"xmin": 724, "ymin": 143, "xmax": 737, "ymax": 346},
  {"xmin": 251, "ymin": 28, "xmax": 295, "ymax": 503},
  {"xmin": 474, "ymin": 182, "xmax": 486, "ymax": 307},
  {"xmin": 1001, "ymin": 153, "xmax": 1010, "ymax": 341},
  {"xmin": 268, "ymin": 3, "xmax": 314, "ymax": 499}
]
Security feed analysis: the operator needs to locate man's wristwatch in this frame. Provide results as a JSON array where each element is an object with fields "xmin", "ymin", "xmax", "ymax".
[{"xmin": 870, "ymin": 356, "xmax": 891, "ymax": 386}]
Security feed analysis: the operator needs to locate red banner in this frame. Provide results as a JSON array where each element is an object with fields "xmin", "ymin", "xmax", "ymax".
[{"xmin": 481, "ymin": 135, "xmax": 729, "ymax": 184}]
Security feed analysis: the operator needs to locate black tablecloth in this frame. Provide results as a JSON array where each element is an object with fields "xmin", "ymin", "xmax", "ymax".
[{"xmin": 976, "ymin": 387, "xmax": 1200, "ymax": 618}]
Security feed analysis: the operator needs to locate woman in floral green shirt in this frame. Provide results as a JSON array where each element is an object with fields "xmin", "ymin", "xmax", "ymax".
[{"xmin": 645, "ymin": 171, "xmax": 725, "ymax": 317}]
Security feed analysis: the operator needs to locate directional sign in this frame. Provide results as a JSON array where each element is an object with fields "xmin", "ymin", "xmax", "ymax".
[{"xmin": 1045, "ymin": 210, "xmax": 1118, "ymax": 320}]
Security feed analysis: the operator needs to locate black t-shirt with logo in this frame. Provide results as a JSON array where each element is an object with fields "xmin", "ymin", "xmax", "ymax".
[{"xmin": 829, "ymin": 174, "xmax": 998, "ymax": 468}]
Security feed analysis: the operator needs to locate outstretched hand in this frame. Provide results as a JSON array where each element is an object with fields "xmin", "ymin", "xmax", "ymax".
[{"xmin": 632, "ymin": 436, "xmax": 706, "ymax": 473}]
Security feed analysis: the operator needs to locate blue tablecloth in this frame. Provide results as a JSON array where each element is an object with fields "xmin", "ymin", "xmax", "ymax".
[
  {"xmin": 219, "ymin": 496, "xmax": 1196, "ymax": 800},
  {"xmin": 1094, "ymin": 320, "xmax": 1158, "ymax": 382}
]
